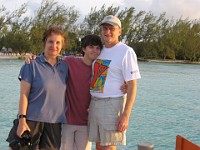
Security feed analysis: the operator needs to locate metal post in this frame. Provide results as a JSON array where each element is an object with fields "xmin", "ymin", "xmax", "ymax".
[{"xmin": 138, "ymin": 142, "xmax": 154, "ymax": 150}]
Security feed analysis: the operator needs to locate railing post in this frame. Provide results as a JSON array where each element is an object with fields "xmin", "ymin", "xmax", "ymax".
[{"xmin": 138, "ymin": 142, "xmax": 154, "ymax": 150}]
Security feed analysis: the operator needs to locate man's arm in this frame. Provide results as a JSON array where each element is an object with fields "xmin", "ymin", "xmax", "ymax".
[{"xmin": 116, "ymin": 79, "xmax": 137, "ymax": 132}]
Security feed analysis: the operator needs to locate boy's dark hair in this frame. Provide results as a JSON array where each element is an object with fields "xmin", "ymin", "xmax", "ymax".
[
  {"xmin": 42, "ymin": 26, "xmax": 68, "ymax": 48},
  {"xmin": 81, "ymin": 35, "xmax": 103, "ymax": 56}
]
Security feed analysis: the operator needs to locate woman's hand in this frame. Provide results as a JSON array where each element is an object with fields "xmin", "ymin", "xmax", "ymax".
[{"xmin": 17, "ymin": 119, "xmax": 31, "ymax": 138}]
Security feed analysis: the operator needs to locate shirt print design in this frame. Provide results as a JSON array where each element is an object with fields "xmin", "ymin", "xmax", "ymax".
[{"xmin": 90, "ymin": 59, "xmax": 111, "ymax": 92}]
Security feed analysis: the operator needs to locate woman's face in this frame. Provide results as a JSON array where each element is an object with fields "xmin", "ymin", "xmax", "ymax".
[{"xmin": 44, "ymin": 33, "xmax": 64, "ymax": 57}]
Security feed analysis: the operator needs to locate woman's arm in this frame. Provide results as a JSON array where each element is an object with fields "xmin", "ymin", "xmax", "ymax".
[{"xmin": 17, "ymin": 80, "xmax": 31, "ymax": 137}]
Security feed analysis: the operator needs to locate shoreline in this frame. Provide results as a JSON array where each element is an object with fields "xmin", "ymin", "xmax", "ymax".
[
  {"xmin": 138, "ymin": 58, "xmax": 200, "ymax": 64},
  {"xmin": 0, "ymin": 55, "xmax": 199, "ymax": 64}
]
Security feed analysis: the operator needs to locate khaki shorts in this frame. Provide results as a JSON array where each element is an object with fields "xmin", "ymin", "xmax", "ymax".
[
  {"xmin": 88, "ymin": 96, "xmax": 126, "ymax": 146},
  {"xmin": 60, "ymin": 124, "xmax": 91, "ymax": 150}
]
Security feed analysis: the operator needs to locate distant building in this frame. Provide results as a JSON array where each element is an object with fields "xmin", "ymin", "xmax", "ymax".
[{"xmin": 0, "ymin": 46, "xmax": 16, "ymax": 56}]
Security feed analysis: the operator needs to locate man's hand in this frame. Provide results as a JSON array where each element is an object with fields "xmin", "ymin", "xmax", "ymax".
[
  {"xmin": 116, "ymin": 114, "xmax": 129, "ymax": 132},
  {"xmin": 25, "ymin": 54, "xmax": 36, "ymax": 64}
]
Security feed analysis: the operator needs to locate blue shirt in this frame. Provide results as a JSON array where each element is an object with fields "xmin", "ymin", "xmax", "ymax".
[{"xmin": 18, "ymin": 54, "xmax": 68, "ymax": 123}]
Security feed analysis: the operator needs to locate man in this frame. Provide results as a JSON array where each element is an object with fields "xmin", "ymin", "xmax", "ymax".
[{"xmin": 88, "ymin": 15, "xmax": 141, "ymax": 150}]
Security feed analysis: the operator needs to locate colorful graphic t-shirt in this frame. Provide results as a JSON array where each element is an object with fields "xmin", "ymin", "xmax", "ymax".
[
  {"xmin": 90, "ymin": 59, "xmax": 111, "ymax": 92},
  {"xmin": 90, "ymin": 42, "xmax": 141, "ymax": 98}
]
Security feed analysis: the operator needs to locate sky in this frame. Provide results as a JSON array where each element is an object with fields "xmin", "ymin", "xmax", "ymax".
[{"xmin": 1, "ymin": 0, "xmax": 200, "ymax": 20}]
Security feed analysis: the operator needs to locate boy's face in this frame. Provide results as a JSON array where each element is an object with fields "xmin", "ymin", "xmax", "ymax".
[{"xmin": 83, "ymin": 45, "xmax": 101, "ymax": 61}]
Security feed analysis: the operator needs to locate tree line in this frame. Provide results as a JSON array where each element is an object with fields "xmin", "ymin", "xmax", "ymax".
[{"xmin": 0, "ymin": 0, "xmax": 200, "ymax": 61}]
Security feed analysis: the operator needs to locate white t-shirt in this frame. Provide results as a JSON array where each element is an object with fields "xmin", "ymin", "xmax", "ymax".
[{"xmin": 90, "ymin": 42, "xmax": 141, "ymax": 98}]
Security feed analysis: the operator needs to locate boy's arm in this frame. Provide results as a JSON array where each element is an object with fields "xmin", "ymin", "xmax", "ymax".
[{"xmin": 25, "ymin": 54, "xmax": 37, "ymax": 64}]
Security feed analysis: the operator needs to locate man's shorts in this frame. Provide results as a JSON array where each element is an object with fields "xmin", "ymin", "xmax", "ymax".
[
  {"xmin": 88, "ymin": 96, "xmax": 126, "ymax": 146},
  {"xmin": 6, "ymin": 119, "xmax": 61, "ymax": 150}
]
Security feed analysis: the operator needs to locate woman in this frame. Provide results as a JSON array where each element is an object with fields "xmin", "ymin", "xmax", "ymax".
[{"xmin": 7, "ymin": 27, "xmax": 68, "ymax": 150}]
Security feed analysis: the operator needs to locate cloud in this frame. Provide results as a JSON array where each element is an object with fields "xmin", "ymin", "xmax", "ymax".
[
  {"xmin": 121, "ymin": 0, "xmax": 200, "ymax": 20},
  {"xmin": 121, "ymin": 0, "xmax": 152, "ymax": 11},
  {"xmin": 61, "ymin": 0, "xmax": 124, "ymax": 16},
  {"xmin": 1, "ymin": 0, "xmax": 27, "ymax": 12},
  {"xmin": 149, "ymin": 0, "xmax": 200, "ymax": 20},
  {"xmin": 1, "ymin": 0, "xmax": 200, "ymax": 20}
]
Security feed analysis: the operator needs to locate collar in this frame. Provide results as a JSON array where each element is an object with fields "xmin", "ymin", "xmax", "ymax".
[{"xmin": 38, "ymin": 53, "xmax": 63, "ymax": 64}]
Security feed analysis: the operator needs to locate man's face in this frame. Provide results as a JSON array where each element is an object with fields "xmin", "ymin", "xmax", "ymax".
[
  {"xmin": 83, "ymin": 45, "xmax": 101, "ymax": 61},
  {"xmin": 101, "ymin": 24, "xmax": 121, "ymax": 47}
]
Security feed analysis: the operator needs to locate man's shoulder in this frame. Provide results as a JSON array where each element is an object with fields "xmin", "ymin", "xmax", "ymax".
[
  {"xmin": 113, "ymin": 42, "xmax": 134, "ymax": 54},
  {"xmin": 118, "ymin": 42, "xmax": 133, "ymax": 50}
]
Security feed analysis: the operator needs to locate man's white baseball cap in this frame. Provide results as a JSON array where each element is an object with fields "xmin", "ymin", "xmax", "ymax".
[{"xmin": 100, "ymin": 15, "xmax": 121, "ymax": 28}]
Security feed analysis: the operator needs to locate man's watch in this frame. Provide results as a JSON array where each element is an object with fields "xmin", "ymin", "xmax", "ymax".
[{"xmin": 18, "ymin": 114, "xmax": 26, "ymax": 119}]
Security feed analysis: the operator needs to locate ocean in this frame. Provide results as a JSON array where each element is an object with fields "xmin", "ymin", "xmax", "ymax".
[{"xmin": 0, "ymin": 59, "xmax": 199, "ymax": 150}]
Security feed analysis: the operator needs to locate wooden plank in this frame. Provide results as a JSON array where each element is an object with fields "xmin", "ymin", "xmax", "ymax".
[{"xmin": 176, "ymin": 135, "xmax": 200, "ymax": 150}]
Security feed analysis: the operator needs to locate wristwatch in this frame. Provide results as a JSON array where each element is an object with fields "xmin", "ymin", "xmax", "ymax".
[{"xmin": 18, "ymin": 114, "xmax": 26, "ymax": 119}]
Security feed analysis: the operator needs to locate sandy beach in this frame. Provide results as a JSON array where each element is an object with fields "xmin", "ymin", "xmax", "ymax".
[{"xmin": 0, "ymin": 55, "xmax": 18, "ymax": 59}]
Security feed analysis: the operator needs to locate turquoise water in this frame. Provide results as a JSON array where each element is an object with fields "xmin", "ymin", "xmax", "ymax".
[{"xmin": 0, "ymin": 59, "xmax": 200, "ymax": 150}]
